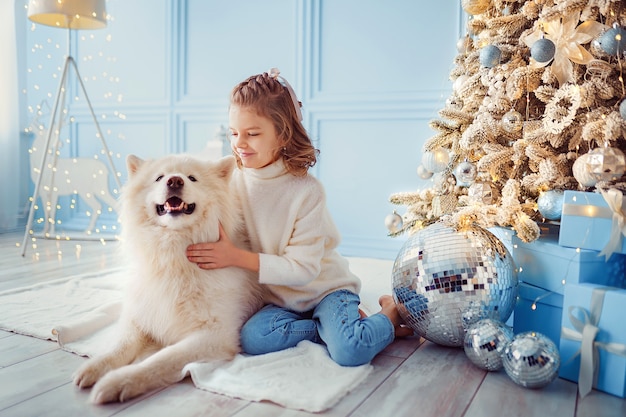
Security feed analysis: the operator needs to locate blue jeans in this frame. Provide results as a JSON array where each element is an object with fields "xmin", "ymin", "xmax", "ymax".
[{"xmin": 240, "ymin": 289, "xmax": 395, "ymax": 366}]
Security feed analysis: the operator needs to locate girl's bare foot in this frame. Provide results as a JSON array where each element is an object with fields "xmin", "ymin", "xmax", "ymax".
[{"xmin": 379, "ymin": 295, "xmax": 414, "ymax": 338}]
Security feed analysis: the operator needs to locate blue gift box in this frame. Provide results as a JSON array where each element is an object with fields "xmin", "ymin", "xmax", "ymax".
[
  {"xmin": 559, "ymin": 190, "xmax": 626, "ymax": 257},
  {"xmin": 513, "ymin": 283, "xmax": 563, "ymax": 346},
  {"xmin": 512, "ymin": 234, "xmax": 626, "ymax": 294},
  {"xmin": 559, "ymin": 283, "xmax": 626, "ymax": 398}
]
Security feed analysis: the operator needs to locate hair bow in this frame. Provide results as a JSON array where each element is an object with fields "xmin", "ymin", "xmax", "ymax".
[{"xmin": 267, "ymin": 68, "xmax": 303, "ymax": 122}]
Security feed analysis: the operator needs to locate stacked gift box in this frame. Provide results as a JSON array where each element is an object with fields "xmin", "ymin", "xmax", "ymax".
[
  {"xmin": 510, "ymin": 189, "xmax": 626, "ymax": 398},
  {"xmin": 560, "ymin": 283, "xmax": 626, "ymax": 398},
  {"xmin": 511, "ymin": 233, "xmax": 625, "ymax": 345},
  {"xmin": 559, "ymin": 190, "xmax": 626, "ymax": 256}
]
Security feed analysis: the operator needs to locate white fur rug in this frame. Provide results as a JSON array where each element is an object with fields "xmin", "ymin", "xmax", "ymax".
[{"xmin": 0, "ymin": 257, "xmax": 393, "ymax": 412}]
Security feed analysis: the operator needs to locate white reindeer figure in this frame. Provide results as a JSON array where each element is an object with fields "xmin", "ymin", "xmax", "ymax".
[{"xmin": 28, "ymin": 116, "xmax": 118, "ymax": 234}]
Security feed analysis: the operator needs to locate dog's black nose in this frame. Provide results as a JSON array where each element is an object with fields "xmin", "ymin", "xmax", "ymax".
[{"xmin": 167, "ymin": 176, "xmax": 184, "ymax": 189}]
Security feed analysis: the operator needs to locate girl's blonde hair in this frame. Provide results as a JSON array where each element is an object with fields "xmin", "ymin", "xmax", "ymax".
[{"xmin": 230, "ymin": 71, "xmax": 318, "ymax": 176}]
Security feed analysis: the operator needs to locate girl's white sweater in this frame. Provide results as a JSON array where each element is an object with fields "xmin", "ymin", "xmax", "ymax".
[{"xmin": 232, "ymin": 159, "xmax": 361, "ymax": 312}]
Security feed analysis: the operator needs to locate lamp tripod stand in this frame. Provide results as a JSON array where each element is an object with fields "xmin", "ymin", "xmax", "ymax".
[{"xmin": 21, "ymin": 53, "xmax": 122, "ymax": 256}]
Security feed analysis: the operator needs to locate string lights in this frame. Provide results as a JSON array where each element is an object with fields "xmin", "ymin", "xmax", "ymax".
[{"xmin": 20, "ymin": 4, "xmax": 124, "ymax": 258}]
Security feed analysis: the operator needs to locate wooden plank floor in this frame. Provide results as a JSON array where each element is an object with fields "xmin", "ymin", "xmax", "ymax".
[{"xmin": 1, "ymin": 231, "xmax": 625, "ymax": 417}]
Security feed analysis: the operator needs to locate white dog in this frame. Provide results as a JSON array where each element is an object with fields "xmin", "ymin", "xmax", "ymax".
[{"xmin": 73, "ymin": 154, "xmax": 264, "ymax": 404}]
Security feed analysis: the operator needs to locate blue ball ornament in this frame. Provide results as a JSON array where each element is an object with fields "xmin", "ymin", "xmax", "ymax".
[
  {"xmin": 598, "ymin": 26, "xmax": 626, "ymax": 56},
  {"xmin": 480, "ymin": 45, "xmax": 502, "ymax": 68},
  {"xmin": 530, "ymin": 38, "xmax": 556, "ymax": 63},
  {"xmin": 537, "ymin": 190, "xmax": 564, "ymax": 221}
]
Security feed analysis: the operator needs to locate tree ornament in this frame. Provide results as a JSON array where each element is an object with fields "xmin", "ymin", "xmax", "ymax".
[
  {"xmin": 522, "ymin": 11, "xmax": 605, "ymax": 86},
  {"xmin": 598, "ymin": 24, "xmax": 626, "ymax": 56},
  {"xmin": 479, "ymin": 44, "xmax": 501, "ymax": 68},
  {"xmin": 453, "ymin": 74, "xmax": 469, "ymax": 93},
  {"xmin": 432, "ymin": 172, "xmax": 452, "ymax": 188},
  {"xmin": 392, "ymin": 221, "xmax": 518, "ymax": 347},
  {"xmin": 572, "ymin": 153, "xmax": 597, "ymax": 188},
  {"xmin": 501, "ymin": 109, "xmax": 524, "ymax": 133},
  {"xmin": 542, "ymin": 83, "xmax": 581, "ymax": 134},
  {"xmin": 384, "ymin": 211, "xmax": 403, "ymax": 233},
  {"xmin": 446, "ymin": 96, "xmax": 463, "ymax": 110},
  {"xmin": 587, "ymin": 146, "xmax": 626, "ymax": 182},
  {"xmin": 585, "ymin": 59, "xmax": 613, "ymax": 82},
  {"xmin": 503, "ymin": 332, "xmax": 560, "ymax": 389},
  {"xmin": 421, "ymin": 148, "xmax": 450, "ymax": 173},
  {"xmin": 461, "ymin": 0, "xmax": 490, "ymax": 15},
  {"xmin": 432, "ymin": 193, "xmax": 457, "ymax": 217},
  {"xmin": 620, "ymin": 99, "xmax": 626, "ymax": 121},
  {"xmin": 530, "ymin": 37, "xmax": 556, "ymax": 63},
  {"xmin": 456, "ymin": 35, "xmax": 473, "ymax": 54},
  {"xmin": 464, "ymin": 319, "xmax": 514, "ymax": 371},
  {"xmin": 590, "ymin": 38, "xmax": 609, "ymax": 58},
  {"xmin": 537, "ymin": 190, "xmax": 564, "ymax": 220},
  {"xmin": 454, "ymin": 160, "xmax": 477, "ymax": 187},
  {"xmin": 416, "ymin": 164, "xmax": 434, "ymax": 180},
  {"xmin": 468, "ymin": 181, "xmax": 500, "ymax": 204}
]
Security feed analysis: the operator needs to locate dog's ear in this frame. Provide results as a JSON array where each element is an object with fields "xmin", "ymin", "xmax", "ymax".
[
  {"xmin": 126, "ymin": 155, "xmax": 144, "ymax": 177},
  {"xmin": 215, "ymin": 155, "xmax": 236, "ymax": 180}
]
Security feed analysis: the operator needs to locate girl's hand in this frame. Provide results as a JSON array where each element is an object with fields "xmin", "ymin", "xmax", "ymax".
[{"xmin": 186, "ymin": 223, "xmax": 237, "ymax": 270}]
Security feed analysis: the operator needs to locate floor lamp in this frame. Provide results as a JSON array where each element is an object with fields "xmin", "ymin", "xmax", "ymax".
[{"xmin": 21, "ymin": 0, "xmax": 121, "ymax": 256}]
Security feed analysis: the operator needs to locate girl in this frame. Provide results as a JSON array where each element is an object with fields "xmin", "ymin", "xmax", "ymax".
[{"xmin": 186, "ymin": 68, "xmax": 411, "ymax": 366}]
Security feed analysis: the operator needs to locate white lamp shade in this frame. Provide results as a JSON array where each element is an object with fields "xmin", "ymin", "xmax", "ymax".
[{"xmin": 28, "ymin": 0, "xmax": 107, "ymax": 30}]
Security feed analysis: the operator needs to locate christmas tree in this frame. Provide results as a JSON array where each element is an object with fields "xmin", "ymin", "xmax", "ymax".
[{"xmin": 388, "ymin": 0, "xmax": 626, "ymax": 243}]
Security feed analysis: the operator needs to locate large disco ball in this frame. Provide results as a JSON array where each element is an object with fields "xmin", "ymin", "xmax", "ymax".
[{"xmin": 391, "ymin": 221, "xmax": 518, "ymax": 347}]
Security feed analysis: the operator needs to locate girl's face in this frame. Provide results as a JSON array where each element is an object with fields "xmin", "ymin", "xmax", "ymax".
[{"xmin": 228, "ymin": 105, "xmax": 281, "ymax": 169}]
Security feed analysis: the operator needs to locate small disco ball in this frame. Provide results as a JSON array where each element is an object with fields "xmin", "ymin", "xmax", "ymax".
[
  {"xmin": 391, "ymin": 221, "xmax": 518, "ymax": 347},
  {"xmin": 501, "ymin": 109, "xmax": 524, "ymax": 133},
  {"xmin": 503, "ymin": 332, "xmax": 560, "ymax": 389},
  {"xmin": 464, "ymin": 319, "xmax": 514, "ymax": 371}
]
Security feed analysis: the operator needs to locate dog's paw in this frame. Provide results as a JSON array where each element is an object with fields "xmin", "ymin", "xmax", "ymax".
[
  {"xmin": 73, "ymin": 359, "xmax": 109, "ymax": 388},
  {"xmin": 88, "ymin": 366, "xmax": 148, "ymax": 404}
]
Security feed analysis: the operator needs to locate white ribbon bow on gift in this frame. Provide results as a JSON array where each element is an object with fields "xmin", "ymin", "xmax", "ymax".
[
  {"xmin": 561, "ymin": 287, "xmax": 626, "ymax": 398},
  {"xmin": 598, "ymin": 189, "xmax": 626, "ymax": 261}
]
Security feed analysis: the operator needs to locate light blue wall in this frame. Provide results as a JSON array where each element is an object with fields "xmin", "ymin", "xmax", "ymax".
[{"xmin": 17, "ymin": 0, "xmax": 461, "ymax": 259}]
